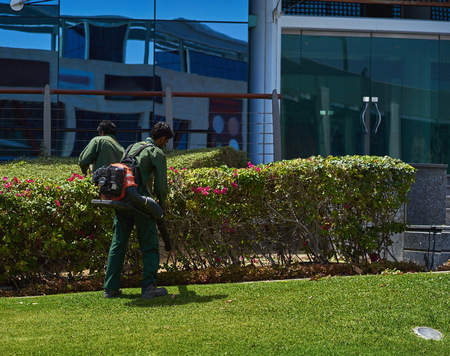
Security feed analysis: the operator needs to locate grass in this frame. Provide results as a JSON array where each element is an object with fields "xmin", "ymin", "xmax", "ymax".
[{"xmin": 1, "ymin": 273, "xmax": 450, "ymax": 355}]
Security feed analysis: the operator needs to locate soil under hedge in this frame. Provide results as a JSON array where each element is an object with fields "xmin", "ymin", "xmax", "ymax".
[{"xmin": 0, "ymin": 260, "xmax": 431, "ymax": 298}]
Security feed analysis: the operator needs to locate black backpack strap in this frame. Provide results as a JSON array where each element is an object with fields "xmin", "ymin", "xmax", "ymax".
[
  {"xmin": 128, "ymin": 142, "xmax": 155, "ymax": 159},
  {"xmin": 124, "ymin": 143, "xmax": 136, "ymax": 157}
]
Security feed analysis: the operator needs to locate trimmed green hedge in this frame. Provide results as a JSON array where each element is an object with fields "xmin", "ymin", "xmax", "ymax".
[{"xmin": 0, "ymin": 150, "xmax": 415, "ymax": 286}]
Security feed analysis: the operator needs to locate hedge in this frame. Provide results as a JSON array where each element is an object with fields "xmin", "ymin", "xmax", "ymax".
[{"xmin": 0, "ymin": 151, "xmax": 415, "ymax": 287}]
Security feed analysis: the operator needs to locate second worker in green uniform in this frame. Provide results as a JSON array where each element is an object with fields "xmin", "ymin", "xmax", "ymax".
[{"xmin": 78, "ymin": 120, "xmax": 125, "ymax": 175}]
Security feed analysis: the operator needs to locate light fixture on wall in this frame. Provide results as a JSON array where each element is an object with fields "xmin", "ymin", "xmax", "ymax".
[{"xmin": 10, "ymin": 0, "xmax": 53, "ymax": 12}]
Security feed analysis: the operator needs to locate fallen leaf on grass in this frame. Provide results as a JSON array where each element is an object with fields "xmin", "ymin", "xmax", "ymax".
[
  {"xmin": 164, "ymin": 326, "xmax": 170, "ymax": 329},
  {"xmin": 308, "ymin": 296, "xmax": 313, "ymax": 299},
  {"xmin": 171, "ymin": 294, "xmax": 176, "ymax": 298},
  {"xmin": 225, "ymin": 300, "xmax": 233, "ymax": 303}
]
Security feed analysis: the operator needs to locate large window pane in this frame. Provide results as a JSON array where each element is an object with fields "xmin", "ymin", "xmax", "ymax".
[
  {"xmin": 58, "ymin": 18, "xmax": 157, "ymax": 157},
  {"xmin": 154, "ymin": 21, "xmax": 248, "ymax": 150},
  {"xmin": 438, "ymin": 38, "xmax": 450, "ymax": 166},
  {"xmin": 0, "ymin": 17, "xmax": 58, "ymax": 158},
  {"xmin": 296, "ymin": 35, "xmax": 370, "ymax": 156},
  {"xmin": 60, "ymin": 0, "xmax": 154, "ymax": 20},
  {"xmin": 281, "ymin": 34, "xmax": 302, "ymax": 159},
  {"xmin": 156, "ymin": 0, "xmax": 248, "ymax": 22},
  {"xmin": 372, "ymin": 36, "xmax": 439, "ymax": 163}
]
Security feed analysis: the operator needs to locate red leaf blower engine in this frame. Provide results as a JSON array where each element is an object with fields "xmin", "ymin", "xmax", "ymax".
[{"xmin": 90, "ymin": 163, "xmax": 171, "ymax": 251}]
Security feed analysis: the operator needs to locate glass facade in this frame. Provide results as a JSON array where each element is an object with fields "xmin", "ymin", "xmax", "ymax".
[
  {"xmin": 281, "ymin": 32, "xmax": 450, "ymax": 167},
  {"xmin": 0, "ymin": 0, "xmax": 249, "ymax": 158}
]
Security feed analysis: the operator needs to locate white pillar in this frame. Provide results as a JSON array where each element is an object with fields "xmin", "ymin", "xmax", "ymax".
[{"xmin": 249, "ymin": 0, "xmax": 279, "ymax": 164}]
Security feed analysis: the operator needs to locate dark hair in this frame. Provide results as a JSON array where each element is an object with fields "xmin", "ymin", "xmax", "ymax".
[
  {"xmin": 97, "ymin": 120, "xmax": 117, "ymax": 136},
  {"xmin": 150, "ymin": 121, "xmax": 174, "ymax": 140}
]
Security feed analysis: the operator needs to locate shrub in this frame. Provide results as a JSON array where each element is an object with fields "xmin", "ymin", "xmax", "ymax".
[
  {"xmin": 165, "ymin": 156, "xmax": 415, "ymax": 269},
  {"xmin": 0, "ymin": 153, "xmax": 415, "ymax": 286},
  {"xmin": 166, "ymin": 146, "xmax": 248, "ymax": 169}
]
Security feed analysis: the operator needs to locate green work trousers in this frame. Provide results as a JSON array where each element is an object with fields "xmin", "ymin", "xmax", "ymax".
[{"xmin": 103, "ymin": 209, "xmax": 159, "ymax": 289}]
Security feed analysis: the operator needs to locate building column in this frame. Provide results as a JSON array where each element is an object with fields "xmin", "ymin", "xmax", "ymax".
[{"xmin": 248, "ymin": 0, "xmax": 279, "ymax": 164}]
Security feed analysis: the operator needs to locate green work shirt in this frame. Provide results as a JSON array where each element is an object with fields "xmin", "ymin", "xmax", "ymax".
[
  {"xmin": 130, "ymin": 138, "xmax": 168, "ymax": 207},
  {"xmin": 78, "ymin": 134, "xmax": 125, "ymax": 174}
]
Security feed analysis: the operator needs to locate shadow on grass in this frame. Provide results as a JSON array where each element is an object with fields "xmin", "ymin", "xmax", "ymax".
[{"xmin": 122, "ymin": 285, "xmax": 228, "ymax": 308}]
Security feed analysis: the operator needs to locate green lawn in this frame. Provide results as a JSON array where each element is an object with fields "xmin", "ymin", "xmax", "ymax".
[{"xmin": 1, "ymin": 273, "xmax": 449, "ymax": 355}]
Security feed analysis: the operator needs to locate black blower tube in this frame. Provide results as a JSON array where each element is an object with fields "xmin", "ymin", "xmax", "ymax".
[{"xmin": 125, "ymin": 186, "xmax": 171, "ymax": 252}]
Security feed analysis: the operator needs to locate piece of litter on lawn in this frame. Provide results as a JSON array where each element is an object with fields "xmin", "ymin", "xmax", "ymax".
[{"xmin": 414, "ymin": 327, "xmax": 443, "ymax": 340}]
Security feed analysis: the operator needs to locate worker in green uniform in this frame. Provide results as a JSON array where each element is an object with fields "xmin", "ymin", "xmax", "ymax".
[
  {"xmin": 103, "ymin": 121, "xmax": 174, "ymax": 299},
  {"xmin": 78, "ymin": 120, "xmax": 125, "ymax": 175}
]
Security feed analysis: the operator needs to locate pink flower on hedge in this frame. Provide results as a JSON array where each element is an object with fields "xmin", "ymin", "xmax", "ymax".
[
  {"xmin": 3, "ymin": 177, "xmax": 7, "ymax": 181},
  {"xmin": 89, "ymin": 234, "xmax": 95, "ymax": 240},
  {"xmin": 169, "ymin": 166, "xmax": 173, "ymax": 170},
  {"xmin": 0, "ymin": 191, "xmax": 2, "ymax": 194},
  {"xmin": 55, "ymin": 200, "xmax": 60, "ymax": 206},
  {"xmin": 13, "ymin": 177, "xmax": 20, "ymax": 184},
  {"xmin": 174, "ymin": 169, "xmax": 178, "ymax": 173},
  {"xmin": 345, "ymin": 205, "xmax": 349, "ymax": 209},
  {"xmin": 214, "ymin": 188, "xmax": 219, "ymax": 195},
  {"xmin": 26, "ymin": 179, "xmax": 34, "ymax": 183},
  {"xmin": 15, "ymin": 193, "xmax": 19, "ymax": 197},
  {"xmin": 215, "ymin": 258, "xmax": 221, "ymax": 263},
  {"xmin": 68, "ymin": 177, "xmax": 75, "ymax": 181},
  {"xmin": 256, "ymin": 167, "xmax": 261, "ymax": 171},
  {"xmin": 203, "ymin": 190, "xmax": 208, "ymax": 196},
  {"xmin": 46, "ymin": 186, "xmax": 49, "ymax": 190},
  {"xmin": 247, "ymin": 162, "xmax": 254, "ymax": 168},
  {"xmin": 231, "ymin": 182, "xmax": 237, "ymax": 188}
]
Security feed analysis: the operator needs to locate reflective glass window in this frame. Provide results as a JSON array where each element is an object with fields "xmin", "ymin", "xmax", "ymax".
[
  {"xmin": 60, "ymin": 0, "xmax": 154, "ymax": 20},
  {"xmin": 0, "ymin": 0, "xmax": 58, "ymax": 17},
  {"xmin": 280, "ymin": 32, "xmax": 444, "ymax": 167},
  {"xmin": 154, "ymin": 20, "xmax": 248, "ymax": 151},
  {"xmin": 438, "ymin": 38, "xmax": 450, "ymax": 167},
  {"xmin": 156, "ymin": 0, "xmax": 248, "ymax": 22},
  {"xmin": 371, "ymin": 35, "xmax": 439, "ymax": 163},
  {"xmin": 0, "ymin": 17, "xmax": 58, "ymax": 158},
  {"xmin": 155, "ymin": 21, "xmax": 248, "ymax": 79}
]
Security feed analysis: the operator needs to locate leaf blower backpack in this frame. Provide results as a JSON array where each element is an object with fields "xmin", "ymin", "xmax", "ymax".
[{"xmin": 91, "ymin": 142, "xmax": 171, "ymax": 251}]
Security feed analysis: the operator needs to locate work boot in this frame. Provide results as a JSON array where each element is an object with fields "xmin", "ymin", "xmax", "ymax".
[
  {"xmin": 142, "ymin": 283, "xmax": 168, "ymax": 299},
  {"xmin": 104, "ymin": 288, "xmax": 122, "ymax": 298}
]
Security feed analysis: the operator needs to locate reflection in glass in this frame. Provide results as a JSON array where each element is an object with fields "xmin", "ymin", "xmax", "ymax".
[
  {"xmin": 372, "ymin": 36, "xmax": 438, "ymax": 164},
  {"xmin": 61, "ymin": 19, "xmax": 155, "ymax": 65},
  {"xmin": 0, "ymin": 0, "xmax": 58, "ymax": 17},
  {"xmin": 154, "ymin": 21, "xmax": 248, "ymax": 150},
  {"xmin": 60, "ymin": 0, "xmax": 154, "ymax": 20},
  {"xmin": 155, "ymin": 21, "xmax": 248, "ymax": 81},
  {"xmin": 281, "ymin": 34, "xmax": 371, "ymax": 159},
  {"xmin": 0, "ymin": 17, "xmax": 58, "ymax": 157},
  {"xmin": 438, "ymin": 39, "xmax": 450, "ymax": 166},
  {"xmin": 156, "ymin": 0, "xmax": 248, "ymax": 22},
  {"xmin": 280, "ymin": 32, "xmax": 449, "ymax": 167}
]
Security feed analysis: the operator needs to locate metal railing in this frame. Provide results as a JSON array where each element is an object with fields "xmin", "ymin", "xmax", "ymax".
[{"xmin": 0, "ymin": 85, "xmax": 282, "ymax": 161}]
